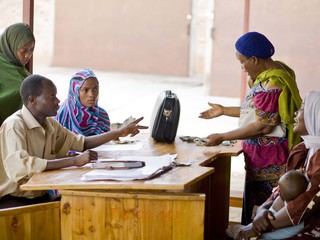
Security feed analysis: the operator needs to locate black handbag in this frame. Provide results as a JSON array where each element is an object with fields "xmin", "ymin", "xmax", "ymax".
[{"xmin": 150, "ymin": 90, "xmax": 180, "ymax": 143}]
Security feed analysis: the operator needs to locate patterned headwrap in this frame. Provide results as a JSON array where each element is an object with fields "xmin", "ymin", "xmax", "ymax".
[
  {"xmin": 235, "ymin": 32, "xmax": 275, "ymax": 59},
  {"xmin": 55, "ymin": 69, "xmax": 110, "ymax": 136}
]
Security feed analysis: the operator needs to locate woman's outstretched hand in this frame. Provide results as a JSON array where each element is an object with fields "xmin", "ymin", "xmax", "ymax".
[{"xmin": 199, "ymin": 102, "xmax": 224, "ymax": 119}]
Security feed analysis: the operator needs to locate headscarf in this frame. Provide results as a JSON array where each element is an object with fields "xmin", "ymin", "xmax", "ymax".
[
  {"xmin": 0, "ymin": 23, "xmax": 35, "ymax": 124},
  {"xmin": 301, "ymin": 91, "xmax": 320, "ymax": 166},
  {"xmin": 254, "ymin": 62, "xmax": 302, "ymax": 150},
  {"xmin": 0, "ymin": 22, "xmax": 35, "ymax": 66},
  {"xmin": 55, "ymin": 69, "xmax": 110, "ymax": 136},
  {"xmin": 235, "ymin": 32, "xmax": 275, "ymax": 59}
]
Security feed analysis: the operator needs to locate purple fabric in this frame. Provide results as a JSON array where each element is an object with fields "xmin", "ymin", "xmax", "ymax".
[
  {"xmin": 242, "ymin": 139, "xmax": 289, "ymax": 168},
  {"xmin": 242, "ymin": 84, "xmax": 287, "ymax": 168},
  {"xmin": 254, "ymin": 90, "xmax": 281, "ymax": 112}
]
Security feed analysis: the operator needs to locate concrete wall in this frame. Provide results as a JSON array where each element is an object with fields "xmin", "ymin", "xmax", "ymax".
[
  {"xmin": 208, "ymin": 0, "xmax": 244, "ymax": 98},
  {"xmin": 209, "ymin": 0, "xmax": 320, "ymax": 99},
  {"xmin": 0, "ymin": 0, "xmax": 54, "ymax": 66},
  {"xmin": 52, "ymin": 0, "xmax": 192, "ymax": 76},
  {"xmin": 1, "ymin": 0, "xmax": 319, "ymax": 99}
]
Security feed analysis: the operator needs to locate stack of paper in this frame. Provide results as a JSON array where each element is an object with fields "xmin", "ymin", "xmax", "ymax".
[{"xmin": 82, "ymin": 154, "xmax": 176, "ymax": 181}]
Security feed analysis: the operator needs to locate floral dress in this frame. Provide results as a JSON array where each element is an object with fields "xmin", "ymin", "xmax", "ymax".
[
  {"xmin": 240, "ymin": 62, "xmax": 302, "ymax": 225},
  {"xmin": 241, "ymin": 83, "xmax": 289, "ymax": 224}
]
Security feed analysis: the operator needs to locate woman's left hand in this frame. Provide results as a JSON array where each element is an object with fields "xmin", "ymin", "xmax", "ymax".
[{"xmin": 205, "ymin": 133, "xmax": 224, "ymax": 146}]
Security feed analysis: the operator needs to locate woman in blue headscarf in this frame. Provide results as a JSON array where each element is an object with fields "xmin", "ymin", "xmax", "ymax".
[
  {"xmin": 199, "ymin": 32, "xmax": 302, "ymax": 226},
  {"xmin": 55, "ymin": 69, "xmax": 110, "ymax": 136}
]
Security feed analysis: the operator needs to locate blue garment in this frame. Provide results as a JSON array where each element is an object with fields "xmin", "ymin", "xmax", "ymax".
[{"xmin": 259, "ymin": 222, "xmax": 304, "ymax": 240}]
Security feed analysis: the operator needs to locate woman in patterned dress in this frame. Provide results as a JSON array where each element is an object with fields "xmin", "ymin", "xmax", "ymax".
[{"xmin": 199, "ymin": 32, "xmax": 302, "ymax": 225}]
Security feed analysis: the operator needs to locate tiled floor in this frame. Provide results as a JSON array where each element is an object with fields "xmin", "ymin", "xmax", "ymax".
[{"xmin": 34, "ymin": 64, "xmax": 245, "ymax": 223}]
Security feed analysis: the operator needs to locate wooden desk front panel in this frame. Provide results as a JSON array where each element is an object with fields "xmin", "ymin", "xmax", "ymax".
[
  {"xmin": 0, "ymin": 202, "xmax": 61, "ymax": 240},
  {"xmin": 20, "ymin": 136, "xmax": 242, "ymax": 240},
  {"xmin": 60, "ymin": 190, "xmax": 205, "ymax": 240}
]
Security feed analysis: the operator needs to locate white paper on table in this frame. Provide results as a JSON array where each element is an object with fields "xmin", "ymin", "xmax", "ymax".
[
  {"xmin": 91, "ymin": 141, "xmax": 144, "ymax": 151},
  {"xmin": 81, "ymin": 154, "xmax": 176, "ymax": 181}
]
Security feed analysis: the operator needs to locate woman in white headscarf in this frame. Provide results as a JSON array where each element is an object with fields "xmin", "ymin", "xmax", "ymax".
[{"xmin": 233, "ymin": 91, "xmax": 320, "ymax": 240}]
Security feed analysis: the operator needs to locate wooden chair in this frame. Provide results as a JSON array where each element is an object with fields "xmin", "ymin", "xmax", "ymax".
[{"xmin": 0, "ymin": 201, "xmax": 61, "ymax": 240}]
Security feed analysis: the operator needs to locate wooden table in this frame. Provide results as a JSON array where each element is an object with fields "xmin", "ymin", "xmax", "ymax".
[{"xmin": 21, "ymin": 135, "xmax": 242, "ymax": 240}]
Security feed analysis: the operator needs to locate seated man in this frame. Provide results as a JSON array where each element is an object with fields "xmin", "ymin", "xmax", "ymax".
[{"xmin": 0, "ymin": 74, "xmax": 148, "ymax": 209}]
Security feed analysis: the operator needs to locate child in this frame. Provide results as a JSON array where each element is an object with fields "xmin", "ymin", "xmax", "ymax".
[
  {"xmin": 226, "ymin": 170, "xmax": 308, "ymax": 239},
  {"xmin": 268, "ymin": 170, "xmax": 308, "ymax": 216}
]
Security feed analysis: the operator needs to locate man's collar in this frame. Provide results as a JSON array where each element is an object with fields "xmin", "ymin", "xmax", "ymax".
[{"xmin": 21, "ymin": 105, "xmax": 42, "ymax": 129}]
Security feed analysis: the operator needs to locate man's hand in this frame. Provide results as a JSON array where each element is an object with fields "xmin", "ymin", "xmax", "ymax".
[
  {"xmin": 199, "ymin": 103, "xmax": 223, "ymax": 119},
  {"xmin": 74, "ymin": 150, "xmax": 98, "ymax": 166},
  {"xmin": 118, "ymin": 117, "xmax": 148, "ymax": 137}
]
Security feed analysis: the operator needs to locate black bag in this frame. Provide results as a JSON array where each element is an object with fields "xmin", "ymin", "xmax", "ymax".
[{"xmin": 150, "ymin": 90, "xmax": 180, "ymax": 143}]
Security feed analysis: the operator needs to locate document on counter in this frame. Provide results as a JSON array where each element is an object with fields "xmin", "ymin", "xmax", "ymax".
[
  {"xmin": 91, "ymin": 141, "xmax": 144, "ymax": 151},
  {"xmin": 81, "ymin": 154, "xmax": 176, "ymax": 181}
]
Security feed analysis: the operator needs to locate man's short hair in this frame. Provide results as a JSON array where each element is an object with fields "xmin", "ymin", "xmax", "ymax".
[{"xmin": 20, "ymin": 74, "xmax": 52, "ymax": 105}]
